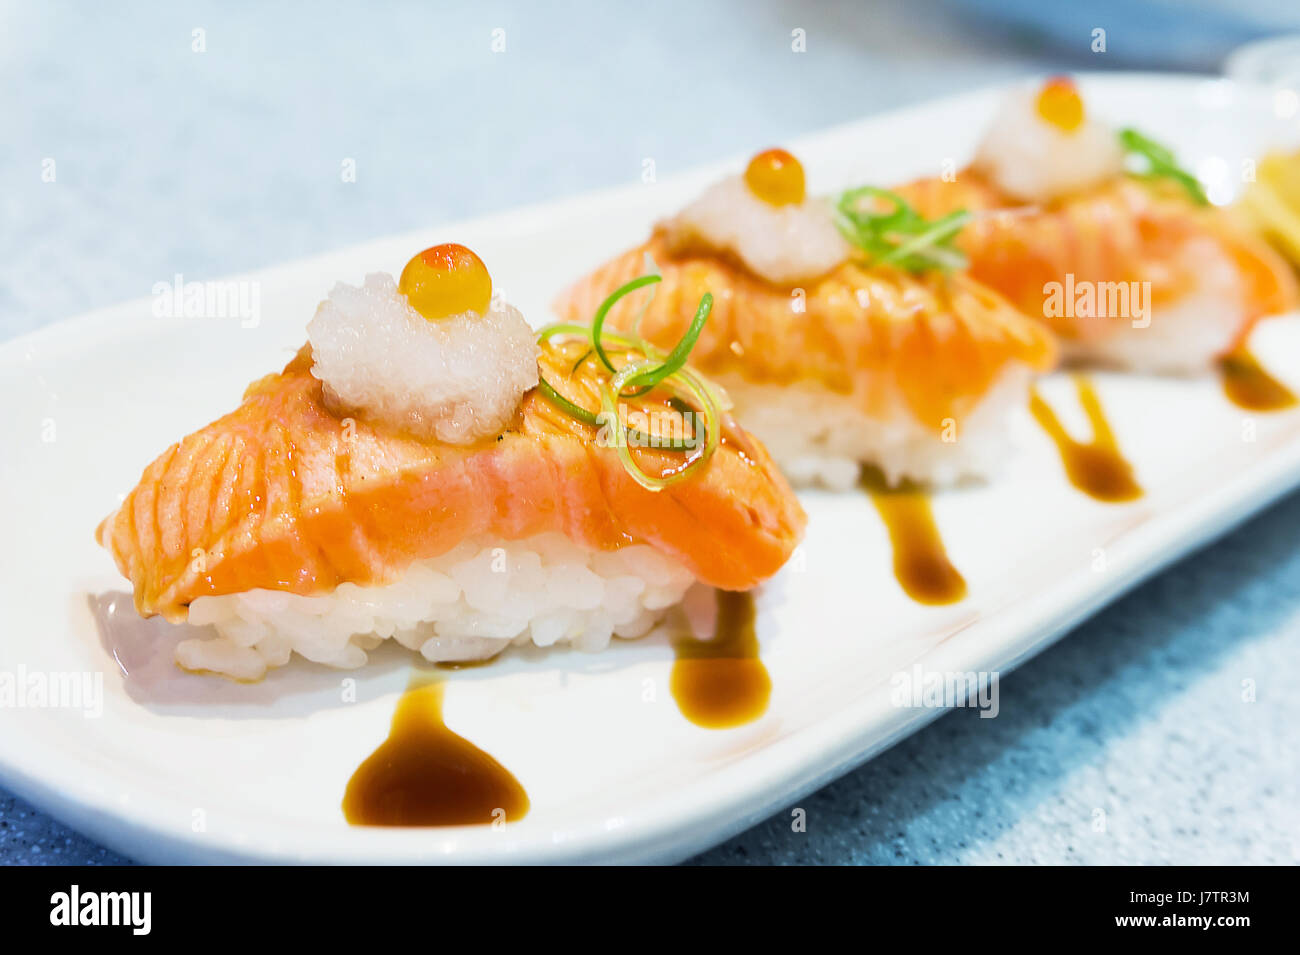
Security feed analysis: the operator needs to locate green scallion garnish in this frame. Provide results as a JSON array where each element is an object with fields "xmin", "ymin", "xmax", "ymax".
[
  {"xmin": 591, "ymin": 274, "xmax": 661, "ymax": 373},
  {"xmin": 536, "ymin": 375, "xmax": 600, "ymax": 427},
  {"xmin": 833, "ymin": 186, "xmax": 971, "ymax": 272},
  {"xmin": 1118, "ymin": 128, "xmax": 1208, "ymax": 206},
  {"xmin": 535, "ymin": 272, "xmax": 722, "ymax": 490}
]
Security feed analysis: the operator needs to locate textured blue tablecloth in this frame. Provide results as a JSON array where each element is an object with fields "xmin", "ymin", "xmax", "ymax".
[{"xmin": 4, "ymin": 1, "xmax": 1297, "ymax": 865}]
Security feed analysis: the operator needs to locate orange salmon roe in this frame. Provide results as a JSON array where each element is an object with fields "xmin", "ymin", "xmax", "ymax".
[
  {"xmin": 743, "ymin": 148, "xmax": 806, "ymax": 206},
  {"xmin": 398, "ymin": 243, "xmax": 492, "ymax": 321},
  {"xmin": 1035, "ymin": 76, "xmax": 1085, "ymax": 132}
]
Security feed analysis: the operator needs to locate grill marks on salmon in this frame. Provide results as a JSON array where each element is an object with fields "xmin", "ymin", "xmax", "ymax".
[{"xmin": 99, "ymin": 346, "xmax": 806, "ymax": 621}]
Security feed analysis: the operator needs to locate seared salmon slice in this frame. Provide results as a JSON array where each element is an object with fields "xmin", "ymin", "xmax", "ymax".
[
  {"xmin": 896, "ymin": 172, "xmax": 1298, "ymax": 350},
  {"xmin": 554, "ymin": 235, "xmax": 1057, "ymax": 433},
  {"xmin": 99, "ymin": 344, "xmax": 806, "ymax": 622}
]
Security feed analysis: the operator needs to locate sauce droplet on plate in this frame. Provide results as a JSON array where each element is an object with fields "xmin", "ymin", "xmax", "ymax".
[
  {"xmin": 1029, "ymin": 375, "xmax": 1143, "ymax": 503},
  {"xmin": 343, "ymin": 677, "xmax": 528, "ymax": 827},
  {"xmin": 671, "ymin": 590, "xmax": 771, "ymax": 729},
  {"xmin": 1218, "ymin": 348, "xmax": 1298, "ymax": 412},
  {"xmin": 861, "ymin": 466, "xmax": 967, "ymax": 606}
]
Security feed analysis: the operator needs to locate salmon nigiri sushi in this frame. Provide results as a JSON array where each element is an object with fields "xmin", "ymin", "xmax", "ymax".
[
  {"xmin": 895, "ymin": 76, "xmax": 1298, "ymax": 373},
  {"xmin": 555, "ymin": 148, "xmax": 1057, "ymax": 489},
  {"xmin": 98, "ymin": 244, "xmax": 805, "ymax": 681}
]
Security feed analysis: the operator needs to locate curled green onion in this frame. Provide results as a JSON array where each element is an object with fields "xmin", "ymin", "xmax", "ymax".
[
  {"xmin": 834, "ymin": 186, "xmax": 970, "ymax": 272},
  {"xmin": 877, "ymin": 210, "xmax": 971, "ymax": 269},
  {"xmin": 1118, "ymin": 128, "xmax": 1208, "ymax": 205},
  {"xmin": 599, "ymin": 359, "xmax": 716, "ymax": 491},
  {"xmin": 536, "ymin": 375, "xmax": 599, "ymax": 427},
  {"xmin": 535, "ymin": 272, "xmax": 721, "ymax": 489},
  {"xmin": 591, "ymin": 274, "xmax": 661, "ymax": 373},
  {"xmin": 538, "ymin": 372, "xmax": 702, "ymax": 451},
  {"xmin": 613, "ymin": 293, "xmax": 712, "ymax": 394}
]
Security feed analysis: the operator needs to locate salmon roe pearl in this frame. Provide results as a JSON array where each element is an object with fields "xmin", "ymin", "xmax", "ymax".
[
  {"xmin": 1035, "ymin": 76, "xmax": 1085, "ymax": 132},
  {"xmin": 398, "ymin": 243, "xmax": 492, "ymax": 321},
  {"xmin": 744, "ymin": 148, "xmax": 806, "ymax": 206}
]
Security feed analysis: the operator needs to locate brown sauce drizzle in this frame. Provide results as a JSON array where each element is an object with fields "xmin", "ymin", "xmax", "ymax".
[
  {"xmin": 434, "ymin": 657, "xmax": 497, "ymax": 671},
  {"xmin": 861, "ymin": 467, "xmax": 967, "ymax": 606},
  {"xmin": 671, "ymin": 590, "xmax": 771, "ymax": 729},
  {"xmin": 1218, "ymin": 348, "xmax": 1298, "ymax": 412},
  {"xmin": 1029, "ymin": 375, "xmax": 1142, "ymax": 503},
  {"xmin": 343, "ymin": 677, "xmax": 528, "ymax": 827}
]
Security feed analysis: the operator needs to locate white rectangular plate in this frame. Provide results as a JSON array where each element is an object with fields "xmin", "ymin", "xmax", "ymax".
[{"xmin": 2, "ymin": 74, "xmax": 1299, "ymax": 864}]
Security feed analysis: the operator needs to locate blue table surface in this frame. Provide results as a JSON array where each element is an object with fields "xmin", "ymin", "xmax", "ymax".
[{"xmin": 4, "ymin": 1, "xmax": 1297, "ymax": 865}]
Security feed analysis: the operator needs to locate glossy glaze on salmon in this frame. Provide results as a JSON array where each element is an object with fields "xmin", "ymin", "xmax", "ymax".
[
  {"xmin": 98, "ymin": 345, "xmax": 806, "ymax": 621},
  {"xmin": 896, "ymin": 172, "xmax": 1298, "ymax": 349},
  {"xmin": 554, "ymin": 235, "xmax": 1057, "ymax": 433}
]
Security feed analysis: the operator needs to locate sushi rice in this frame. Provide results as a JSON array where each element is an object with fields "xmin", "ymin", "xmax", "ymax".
[
  {"xmin": 180, "ymin": 532, "xmax": 695, "ymax": 681},
  {"xmin": 720, "ymin": 368, "xmax": 1033, "ymax": 490}
]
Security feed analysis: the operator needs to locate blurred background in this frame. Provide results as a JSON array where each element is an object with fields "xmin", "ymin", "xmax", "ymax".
[
  {"xmin": 7, "ymin": 0, "xmax": 1300, "ymax": 339},
  {"xmin": 4, "ymin": 0, "xmax": 1300, "ymax": 864}
]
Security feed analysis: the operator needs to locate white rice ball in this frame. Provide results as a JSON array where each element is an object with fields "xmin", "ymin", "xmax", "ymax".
[
  {"xmin": 178, "ymin": 533, "xmax": 697, "ymax": 681},
  {"xmin": 306, "ymin": 272, "xmax": 538, "ymax": 444},
  {"xmin": 718, "ymin": 367, "xmax": 1035, "ymax": 490},
  {"xmin": 662, "ymin": 176, "xmax": 850, "ymax": 285}
]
